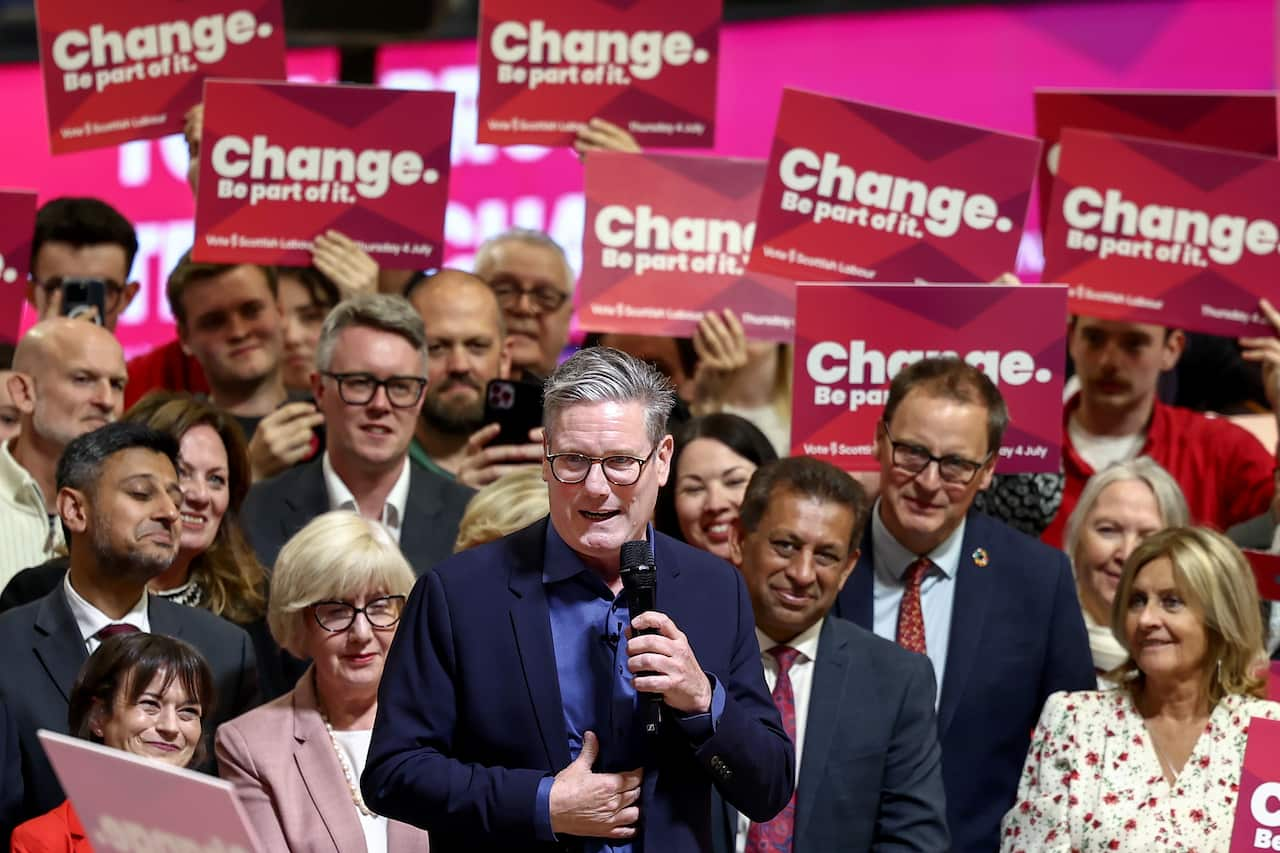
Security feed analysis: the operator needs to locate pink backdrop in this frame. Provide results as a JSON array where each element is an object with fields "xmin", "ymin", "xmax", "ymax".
[{"xmin": 0, "ymin": 0, "xmax": 1271, "ymax": 358}]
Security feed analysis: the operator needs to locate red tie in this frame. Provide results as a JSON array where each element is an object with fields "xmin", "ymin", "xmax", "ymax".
[
  {"xmin": 896, "ymin": 558, "xmax": 930, "ymax": 655},
  {"xmin": 93, "ymin": 623, "xmax": 140, "ymax": 641},
  {"xmin": 745, "ymin": 645, "xmax": 801, "ymax": 853}
]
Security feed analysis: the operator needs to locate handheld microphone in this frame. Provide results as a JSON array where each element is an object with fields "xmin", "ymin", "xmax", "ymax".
[{"xmin": 620, "ymin": 539, "xmax": 662, "ymax": 736}]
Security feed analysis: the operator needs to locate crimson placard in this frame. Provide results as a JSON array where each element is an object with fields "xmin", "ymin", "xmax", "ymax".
[
  {"xmin": 791, "ymin": 283, "xmax": 1067, "ymax": 473},
  {"xmin": 578, "ymin": 152, "xmax": 792, "ymax": 341},
  {"xmin": 0, "ymin": 190, "xmax": 37, "ymax": 347},
  {"xmin": 748, "ymin": 89, "xmax": 1041, "ymax": 284},
  {"xmin": 1033, "ymin": 90, "xmax": 1278, "ymax": 227},
  {"xmin": 36, "ymin": 0, "xmax": 285, "ymax": 154},
  {"xmin": 477, "ymin": 0, "xmax": 720, "ymax": 147},
  {"xmin": 1230, "ymin": 716, "xmax": 1280, "ymax": 852},
  {"xmin": 193, "ymin": 80, "xmax": 454, "ymax": 268},
  {"xmin": 1043, "ymin": 128, "xmax": 1280, "ymax": 337}
]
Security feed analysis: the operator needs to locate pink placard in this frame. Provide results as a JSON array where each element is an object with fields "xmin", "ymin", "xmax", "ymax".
[
  {"xmin": 1230, "ymin": 716, "xmax": 1280, "ymax": 851},
  {"xmin": 0, "ymin": 189, "xmax": 37, "ymax": 347},
  {"xmin": 193, "ymin": 79, "xmax": 454, "ymax": 268},
  {"xmin": 791, "ymin": 283, "xmax": 1067, "ymax": 473},
  {"xmin": 35, "ymin": 0, "xmax": 285, "ymax": 155},
  {"xmin": 39, "ymin": 730, "xmax": 263, "ymax": 852},
  {"xmin": 749, "ymin": 89, "xmax": 1041, "ymax": 284},
  {"xmin": 578, "ymin": 151, "xmax": 792, "ymax": 341},
  {"xmin": 1032, "ymin": 90, "xmax": 1279, "ymax": 228},
  {"xmin": 476, "ymin": 0, "xmax": 720, "ymax": 147},
  {"xmin": 1043, "ymin": 128, "xmax": 1280, "ymax": 338}
]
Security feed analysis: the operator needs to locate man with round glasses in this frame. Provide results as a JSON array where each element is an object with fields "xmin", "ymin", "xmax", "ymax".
[
  {"xmin": 366, "ymin": 346, "xmax": 794, "ymax": 853},
  {"xmin": 833, "ymin": 356, "xmax": 1093, "ymax": 853},
  {"xmin": 242, "ymin": 294, "xmax": 473, "ymax": 576},
  {"xmin": 474, "ymin": 228, "xmax": 576, "ymax": 380}
]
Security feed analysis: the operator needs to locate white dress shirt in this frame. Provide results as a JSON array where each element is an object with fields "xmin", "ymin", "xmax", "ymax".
[
  {"xmin": 869, "ymin": 499, "xmax": 964, "ymax": 705},
  {"xmin": 63, "ymin": 572, "xmax": 150, "ymax": 653},
  {"xmin": 323, "ymin": 452, "xmax": 411, "ymax": 543},
  {"xmin": 734, "ymin": 618, "xmax": 823, "ymax": 851},
  {"xmin": 330, "ymin": 727, "xmax": 389, "ymax": 853}
]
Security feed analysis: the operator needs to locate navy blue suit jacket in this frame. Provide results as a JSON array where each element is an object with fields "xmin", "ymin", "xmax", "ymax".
[
  {"xmin": 833, "ymin": 509, "xmax": 1093, "ymax": 853},
  {"xmin": 363, "ymin": 519, "xmax": 795, "ymax": 853},
  {"xmin": 711, "ymin": 615, "xmax": 948, "ymax": 853}
]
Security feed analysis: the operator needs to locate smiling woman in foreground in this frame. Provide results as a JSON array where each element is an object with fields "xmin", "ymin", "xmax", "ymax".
[{"xmin": 999, "ymin": 526, "xmax": 1280, "ymax": 852}]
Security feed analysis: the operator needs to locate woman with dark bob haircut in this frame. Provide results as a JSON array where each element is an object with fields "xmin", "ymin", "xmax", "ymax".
[
  {"xmin": 655, "ymin": 413, "xmax": 778, "ymax": 561},
  {"xmin": 11, "ymin": 633, "xmax": 216, "ymax": 851}
]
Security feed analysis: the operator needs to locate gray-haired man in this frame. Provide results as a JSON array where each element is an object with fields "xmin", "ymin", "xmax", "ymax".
[
  {"xmin": 241, "ymin": 293, "xmax": 474, "ymax": 577},
  {"xmin": 364, "ymin": 346, "xmax": 794, "ymax": 853}
]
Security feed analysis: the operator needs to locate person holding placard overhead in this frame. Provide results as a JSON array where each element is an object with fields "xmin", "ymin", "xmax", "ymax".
[
  {"xmin": 10, "ymin": 632, "xmax": 216, "ymax": 853},
  {"xmin": 1000, "ymin": 526, "xmax": 1280, "ymax": 851}
]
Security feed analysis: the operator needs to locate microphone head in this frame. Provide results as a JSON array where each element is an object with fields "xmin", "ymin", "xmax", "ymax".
[{"xmin": 620, "ymin": 540, "xmax": 656, "ymax": 590}]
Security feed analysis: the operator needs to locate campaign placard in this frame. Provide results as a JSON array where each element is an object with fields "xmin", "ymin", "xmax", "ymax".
[
  {"xmin": 476, "ymin": 0, "xmax": 720, "ymax": 147},
  {"xmin": 1033, "ymin": 91, "xmax": 1278, "ymax": 227},
  {"xmin": 791, "ymin": 283, "xmax": 1067, "ymax": 473},
  {"xmin": 193, "ymin": 79, "xmax": 454, "ymax": 268},
  {"xmin": 40, "ymin": 731, "xmax": 264, "ymax": 852},
  {"xmin": 1043, "ymin": 128, "xmax": 1280, "ymax": 337},
  {"xmin": 748, "ymin": 89, "xmax": 1041, "ymax": 284},
  {"xmin": 0, "ymin": 190, "xmax": 37, "ymax": 347},
  {"xmin": 36, "ymin": 0, "xmax": 285, "ymax": 155},
  {"xmin": 1230, "ymin": 716, "xmax": 1280, "ymax": 851},
  {"xmin": 578, "ymin": 152, "xmax": 792, "ymax": 341}
]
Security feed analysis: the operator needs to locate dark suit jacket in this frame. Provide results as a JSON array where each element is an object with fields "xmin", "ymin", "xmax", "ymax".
[
  {"xmin": 834, "ymin": 509, "xmax": 1094, "ymax": 853},
  {"xmin": 241, "ymin": 456, "xmax": 473, "ymax": 575},
  {"xmin": 1228, "ymin": 512, "xmax": 1276, "ymax": 551},
  {"xmin": 0, "ymin": 585, "xmax": 261, "ymax": 822},
  {"xmin": 363, "ymin": 519, "xmax": 795, "ymax": 853},
  {"xmin": 0, "ymin": 696, "xmax": 22, "ymax": 847},
  {"xmin": 0, "ymin": 557, "xmax": 67, "ymax": 614},
  {"xmin": 711, "ymin": 615, "xmax": 947, "ymax": 853}
]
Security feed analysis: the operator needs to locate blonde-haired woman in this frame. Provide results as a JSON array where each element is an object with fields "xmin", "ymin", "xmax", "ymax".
[
  {"xmin": 453, "ymin": 466, "xmax": 549, "ymax": 552},
  {"xmin": 1063, "ymin": 457, "xmax": 1190, "ymax": 683},
  {"xmin": 1000, "ymin": 526, "xmax": 1280, "ymax": 852},
  {"xmin": 216, "ymin": 512, "xmax": 428, "ymax": 852}
]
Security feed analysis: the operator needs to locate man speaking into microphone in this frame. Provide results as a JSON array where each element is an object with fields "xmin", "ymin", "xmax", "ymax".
[{"xmin": 364, "ymin": 346, "xmax": 794, "ymax": 853}]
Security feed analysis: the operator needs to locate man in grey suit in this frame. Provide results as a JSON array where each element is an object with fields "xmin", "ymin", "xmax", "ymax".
[
  {"xmin": 0, "ymin": 422, "xmax": 259, "ymax": 823},
  {"xmin": 716, "ymin": 456, "xmax": 948, "ymax": 853},
  {"xmin": 242, "ymin": 294, "xmax": 474, "ymax": 574}
]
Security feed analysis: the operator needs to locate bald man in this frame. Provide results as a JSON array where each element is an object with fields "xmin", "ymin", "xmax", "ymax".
[
  {"xmin": 407, "ymin": 269, "xmax": 543, "ymax": 488},
  {"xmin": 0, "ymin": 320, "xmax": 127, "ymax": 587}
]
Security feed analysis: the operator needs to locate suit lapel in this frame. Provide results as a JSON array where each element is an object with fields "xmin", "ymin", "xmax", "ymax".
[
  {"xmin": 32, "ymin": 587, "xmax": 88, "ymax": 703},
  {"xmin": 399, "ymin": 466, "xmax": 444, "ymax": 567},
  {"xmin": 793, "ymin": 617, "xmax": 848, "ymax": 842},
  {"xmin": 937, "ymin": 515, "xmax": 993, "ymax": 738},
  {"xmin": 840, "ymin": 525, "xmax": 876, "ymax": 629},
  {"xmin": 291, "ymin": 672, "xmax": 366, "ymax": 853},
  {"xmin": 507, "ymin": 521, "xmax": 571, "ymax": 770},
  {"xmin": 286, "ymin": 462, "xmax": 330, "ymax": 542},
  {"xmin": 386, "ymin": 819, "xmax": 430, "ymax": 851}
]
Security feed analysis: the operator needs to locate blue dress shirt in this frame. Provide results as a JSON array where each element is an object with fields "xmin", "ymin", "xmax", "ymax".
[{"xmin": 534, "ymin": 523, "xmax": 725, "ymax": 851}]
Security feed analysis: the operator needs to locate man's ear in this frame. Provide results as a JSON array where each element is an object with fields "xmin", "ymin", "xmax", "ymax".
[
  {"xmin": 176, "ymin": 321, "xmax": 192, "ymax": 356},
  {"xmin": 7, "ymin": 372, "xmax": 35, "ymax": 415},
  {"xmin": 497, "ymin": 337, "xmax": 512, "ymax": 380},
  {"xmin": 1160, "ymin": 328, "xmax": 1187, "ymax": 372},
  {"xmin": 728, "ymin": 520, "xmax": 747, "ymax": 569},
  {"xmin": 57, "ymin": 487, "xmax": 90, "ymax": 535},
  {"xmin": 835, "ymin": 548, "xmax": 860, "ymax": 593}
]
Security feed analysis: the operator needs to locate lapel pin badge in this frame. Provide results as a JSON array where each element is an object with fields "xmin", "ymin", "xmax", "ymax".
[{"xmin": 971, "ymin": 547, "xmax": 989, "ymax": 567}]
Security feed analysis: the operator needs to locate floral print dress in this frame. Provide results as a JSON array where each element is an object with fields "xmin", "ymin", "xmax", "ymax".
[{"xmin": 999, "ymin": 689, "xmax": 1280, "ymax": 852}]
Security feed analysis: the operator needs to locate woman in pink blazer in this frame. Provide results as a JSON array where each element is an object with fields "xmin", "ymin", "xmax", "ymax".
[{"xmin": 216, "ymin": 513, "xmax": 428, "ymax": 852}]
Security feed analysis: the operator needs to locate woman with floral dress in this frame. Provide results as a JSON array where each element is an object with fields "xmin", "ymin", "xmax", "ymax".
[{"xmin": 1000, "ymin": 526, "xmax": 1280, "ymax": 852}]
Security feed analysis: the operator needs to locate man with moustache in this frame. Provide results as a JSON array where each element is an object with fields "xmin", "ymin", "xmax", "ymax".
[
  {"xmin": 1035, "ymin": 309, "xmax": 1280, "ymax": 545},
  {"xmin": 833, "ymin": 357, "xmax": 1093, "ymax": 853},
  {"xmin": 474, "ymin": 229, "xmax": 576, "ymax": 380},
  {"xmin": 364, "ymin": 347, "xmax": 793, "ymax": 853},
  {"xmin": 1, "ymin": 319, "xmax": 127, "ymax": 588},
  {"xmin": 241, "ymin": 294, "xmax": 473, "ymax": 574},
  {"xmin": 407, "ymin": 269, "xmax": 544, "ymax": 488},
  {"xmin": 0, "ymin": 422, "xmax": 260, "ymax": 822},
  {"xmin": 166, "ymin": 252, "xmax": 324, "ymax": 481}
]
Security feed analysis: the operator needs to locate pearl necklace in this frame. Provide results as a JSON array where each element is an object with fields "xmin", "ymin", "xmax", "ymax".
[{"xmin": 316, "ymin": 700, "xmax": 379, "ymax": 819}]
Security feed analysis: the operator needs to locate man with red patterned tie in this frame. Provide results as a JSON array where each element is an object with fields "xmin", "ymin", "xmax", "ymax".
[
  {"xmin": 717, "ymin": 455, "xmax": 947, "ymax": 853},
  {"xmin": 833, "ymin": 358, "xmax": 1094, "ymax": 853},
  {"xmin": 0, "ymin": 422, "xmax": 259, "ymax": 825}
]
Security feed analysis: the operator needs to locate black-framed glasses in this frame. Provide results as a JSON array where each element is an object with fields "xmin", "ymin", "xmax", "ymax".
[
  {"xmin": 321, "ymin": 371, "xmax": 427, "ymax": 408},
  {"xmin": 310, "ymin": 595, "xmax": 406, "ymax": 632},
  {"xmin": 488, "ymin": 277, "xmax": 569, "ymax": 313},
  {"xmin": 546, "ymin": 446, "xmax": 657, "ymax": 486},
  {"xmin": 881, "ymin": 423, "xmax": 991, "ymax": 485},
  {"xmin": 35, "ymin": 276, "xmax": 129, "ymax": 312}
]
